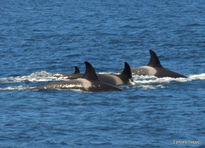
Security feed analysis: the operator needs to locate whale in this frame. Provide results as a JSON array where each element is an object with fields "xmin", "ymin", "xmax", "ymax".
[
  {"xmin": 33, "ymin": 62, "xmax": 121, "ymax": 92},
  {"xmin": 55, "ymin": 62, "xmax": 132, "ymax": 85},
  {"xmin": 53, "ymin": 66, "xmax": 82, "ymax": 79},
  {"xmin": 132, "ymin": 50, "xmax": 187, "ymax": 78},
  {"xmin": 97, "ymin": 62, "xmax": 132, "ymax": 85}
]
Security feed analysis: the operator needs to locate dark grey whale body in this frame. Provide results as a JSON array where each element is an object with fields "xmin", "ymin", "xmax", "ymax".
[
  {"xmin": 34, "ymin": 62, "xmax": 121, "ymax": 92},
  {"xmin": 97, "ymin": 62, "xmax": 132, "ymax": 85},
  {"xmin": 132, "ymin": 50, "xmax": 187, "ymax": 78},
  {"xmin": 55, "ymin": 62, "xmax": 132, "ymax": 85}
]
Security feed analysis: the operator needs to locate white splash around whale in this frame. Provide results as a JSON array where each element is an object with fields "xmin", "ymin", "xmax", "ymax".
[{"xmin": 0, "ymin": 71, "xmax": 205, "ymax": 91}]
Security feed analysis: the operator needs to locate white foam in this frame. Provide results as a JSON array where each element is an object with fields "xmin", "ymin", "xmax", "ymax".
[
  {"xmin": 188, "ymin": 73, "xmax": 205, "ymax": 80},
  {"xmin": 98, "ymin": 72, "xmax": 115, "ymax": 74},
  {"xmin": 130, "ymin": 73, "xmax": 205, "ymax": 90},
  {"xmin": 137, "ymin": 84, "xmax": 165, "ymax": 90},
  {"xmin": 0, "ymin": 72, "xmax": 205, "ymax": 90},
  {"xmin": 0, "ymin": 85, "xmax": 84, "ymax": 92},
  {"xmin": 69, "ymin": 89, "xmax": 83, "ymax": 92},
  {"xmin": 0, "ymin": 71, "xmax": 68, "ymax": 83},
  {"xmin": 132, "ymin": 73, "xmax": 205, "ymax": 84},
  {"xmin": 0, "ymin": 86, "xmax": 32, "ymax": 91}
]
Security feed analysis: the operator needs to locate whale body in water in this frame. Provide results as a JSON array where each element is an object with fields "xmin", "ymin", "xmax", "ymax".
[
  {"xmin": 53, "ymin": 66, "xmax": 82, "ymax": 79},
  {"xmin": 97, "ymin": 62, "xmax": 132, "ymax": 85},
  {"xmin": 131, "ymin": 50, "xmax": 187, "ymax": 78},
  {"xmin": 34, "ymin": 62, "xmax": 121, "ymax": 92},
  {"xmin": 54, "ymin": 62, "xmax": 132, "ymax": 85}
]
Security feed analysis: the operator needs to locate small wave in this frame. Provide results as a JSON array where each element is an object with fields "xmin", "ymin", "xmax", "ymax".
[
  {"xmin": 132, "ymin": 76, "xmax": 184, "ymax": 84},
  {"xmin": 138, "ymin": 84, "xmax": 165, "ymax": 90},
  {"xmin": 0, "ymin": 71, "xmax": 68, "ymax": 83},
  {"xmin": 132, "ymin": 73, "xmax": 205, "ymax": 84},
  {"xmin": 188, "ymin": 73, "xmax": 205, "ymax": 80},
  {"xmin": 0, "ymin": 85, "xmax": 85, "ymax": 92},
  {"xmin": 131, "ymin": 73, "xmax": 205, "ymax": 90},
  {"xmin": 0, "ymin": 72, "xmax": 205, "ymax": 91},
  {"xmin": 0, "ymin": 86, "xmax": 32, "ymax": 91}
]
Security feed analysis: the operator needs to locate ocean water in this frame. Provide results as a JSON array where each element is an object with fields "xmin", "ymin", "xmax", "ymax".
[{"xmin": 0, "ymin": 0, "xmax": 205, "ymax": 147}]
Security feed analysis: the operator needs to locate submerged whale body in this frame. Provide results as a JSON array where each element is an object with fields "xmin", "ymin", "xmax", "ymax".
[
  {"xmin": 55, "ymin": 62, "xmax": 132, "ymax": 85},
  {"xmin": 34, "ymin": 62, "xmax": 121, "ymax": 92},
  {"xmin": 132, "ymin": 50, "xmax": 187, "ymax": 78},
  {"xmin": 53, "ymin": 66, "xmax": 82, "ymax": 79},
  {"xmin": 97, "ymin": 62, "xmax": 132, "ymax": 85}
]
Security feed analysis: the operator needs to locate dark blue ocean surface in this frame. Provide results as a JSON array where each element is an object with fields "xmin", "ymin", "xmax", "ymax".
[{"xmin": 0, "ymin": 0, "xmax": 205, "ymax": 147}]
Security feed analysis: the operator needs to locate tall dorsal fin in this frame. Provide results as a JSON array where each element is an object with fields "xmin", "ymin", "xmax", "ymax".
[
  {"xmin": 147, "ymin": 50, "xmax": 163, "ymax": 68},
  {"xmin": 74, "ymin": 66, "xmax": 80, "ymax": 74},
  {"xmin": 83, "ymin": 61, "xmax": 98, "ymax": 81},
  {"xmin": 120, "ymin": 62, "xmax": 132, "ymax": 79}
]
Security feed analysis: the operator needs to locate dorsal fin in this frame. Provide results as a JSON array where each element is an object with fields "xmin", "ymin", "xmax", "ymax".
[
  {"xmin": 83, "ymin": 61, "xmax": 98, "ymax": 81},
  {"xmin": 147, "ymin": 50, "xmax": 163, "ymax": 68},
  {"xmin": 74, "ymin": 66, "xmax": 80, "ymax": 74},
  {"xmin": 120, "ymin": 62, "xmax": 132, "ymax": 79}
]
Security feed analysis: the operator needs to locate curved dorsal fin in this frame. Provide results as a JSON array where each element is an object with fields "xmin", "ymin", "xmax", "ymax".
[
  {"xmin": 83, "ymin": 61, "xmax": 98, "ymax": 81},
  {"xmin": 120, "ymin": 62, "xmax": 132, "ymax": 79},
  {"xmin": 74, "ymin": 66, "xmax": 80, "ymax": 74},
  {"xmin": 147, "ymin": 50, "xmax": 163, "ymax": 68}
]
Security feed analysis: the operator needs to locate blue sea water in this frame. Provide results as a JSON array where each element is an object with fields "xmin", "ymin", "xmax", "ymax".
[{"xmin": 0, "ymin": 0, "xmax": 205, "ymax": 147}]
